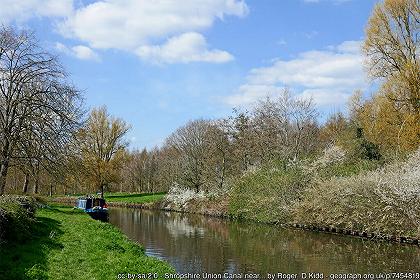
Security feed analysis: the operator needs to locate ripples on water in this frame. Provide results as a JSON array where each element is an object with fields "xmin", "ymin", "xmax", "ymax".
[{"xmin": 109, "ymin": 208, "xmax": 420, "ymax": 275}]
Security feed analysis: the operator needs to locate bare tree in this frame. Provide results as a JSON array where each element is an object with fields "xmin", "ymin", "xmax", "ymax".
[
  {"xmin": 205, "ymin": 120, "xmax": 232, "ymax": 190},
  {"xmin": 167, "ymin": 119, "xmax": 210, "ymax": 193},
  {"xmin": 0, "ymin": 26, "xmax": 82, "ymax": 195},
  {"xmin": 228, "ymin": 109, "xmax": 256, "ymax": 172},
  {"xmin": 251, "ymin": 90, "xmax": 319, "ymax": 167}
]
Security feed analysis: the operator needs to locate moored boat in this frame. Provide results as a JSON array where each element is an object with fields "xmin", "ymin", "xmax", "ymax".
[{"xmin": 76, "ymin": 196, "xmax": 109, "ymax": 221}]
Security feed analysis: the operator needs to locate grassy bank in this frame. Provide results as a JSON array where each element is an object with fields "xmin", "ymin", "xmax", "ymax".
[
  {"xmin": 50, "ymin": 192, "xmax": 166, "ymax": 206},
  {"xmin": 105, "ymin": 192, "xmax": 166, "ymax": 204},
  {"xmin": 227, "ymin": 146, "xmax": 381, "ymax": 224},
  {"xmin": 293, "ymin": 150, "xmax": 420, "ymax": 238},
  {"xmin": 0, "ymin": 204, "xmax": 175, "ymax": 280},
  {"xmin": 227, "ymin": 148, "xmax": 420, "ymax": 238},
  {"xmin": 228, "ymin": 166, "xmax": 306, "ymax": 223},
  {"xmin": 160, "ymin": 147, "xmax": 420, "ymax": 241}
]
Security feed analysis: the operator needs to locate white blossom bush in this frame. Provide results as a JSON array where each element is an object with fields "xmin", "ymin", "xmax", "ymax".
[
  {"xmin": 165, "ymin": 183, "xmax": 206, "ymax": 208},
  {"xmin": 303, "ymin": 145, "xmax": 347, "ymax": 175},
  {"xmin": 294, "ymin": 149, "xmax": 420, "ymax": 237}
]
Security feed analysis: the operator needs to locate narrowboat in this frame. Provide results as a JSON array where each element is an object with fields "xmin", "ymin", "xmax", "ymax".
[{"xmin": 76, "ymin": 196, "xmax": 109, "ymax": 221}]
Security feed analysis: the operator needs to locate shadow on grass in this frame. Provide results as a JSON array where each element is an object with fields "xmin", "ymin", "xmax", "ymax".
[
  {"xmin": 0, "ymin": 216, "xmax": 63, "ymax": 280},
  {"xmin": 105, "ymin": 192, "xmax": 166, "ymax": 199}
]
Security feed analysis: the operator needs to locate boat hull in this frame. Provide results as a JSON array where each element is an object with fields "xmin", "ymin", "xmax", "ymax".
[{"xmin": 87, "ymin": 210, "xmax": 109, "ymax": 221}]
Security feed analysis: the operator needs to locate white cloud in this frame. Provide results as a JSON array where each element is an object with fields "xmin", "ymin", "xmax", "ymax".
[
  {"xmin": 136, "ymin": 32, "xmax": 233, "ymax": 64},
  {"xmin": 60, "ymin": 0, "xmax": 248, "ymax": 49},
  {"xmin": 72, "ymin": 45, "xmax": 100, "ymax": 61},
  {"xmin": 225, "ymin": 40, "xmax": 366, "ymax": 107},
  {"xmin": 2, "ymin": 0, "xmax": 247, "ymax": 64},
  {"xmin": 333, "ymin": 40, "xmax": 361, "ymax": 53},
  {"xmin": 299, "ymin": 89, "xmax": 353, "ymax": 105},
  {"xmin": 225, "ymin": 85, "xmax": 286, "ymax": 107},
  {"xmin": 56, "ymin": 42, "xmax": 100, "ymax": 61},
  {"xmin": 0, "ymin": 0, "xmax": 73, "ymax": 24},
  {"xmin": 55, "ymin": 0, "xmax": 248, "ymax": 63}
]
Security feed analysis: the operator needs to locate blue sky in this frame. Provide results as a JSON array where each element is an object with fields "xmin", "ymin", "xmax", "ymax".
[{"xmin": 1, "ymin": 0, "xmax": 380, "ymax": 149}]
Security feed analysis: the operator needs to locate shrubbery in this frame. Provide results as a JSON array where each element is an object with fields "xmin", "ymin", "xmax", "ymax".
[
  {"xmin": 293, "ymin": 149, "xmax": 420, "ymax": 237},
  {"xmin": 164, "ymin": 183, "xmax": 207, "ymax": 208},
  {"xmin": 228, "ymin": 165, "xmax": 307, "ymax": 223},
  {"xmin": 227, "ymin": 145, "xmax": 377, "ymax": 224},
  {"xmin": 0, "ymin": 195, "xmax": 38, "ymax": 244}
]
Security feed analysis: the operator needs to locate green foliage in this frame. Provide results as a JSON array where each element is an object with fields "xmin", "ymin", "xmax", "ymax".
[
  {"xmin": 315, "ymin": 159, "xmax": 382, "ymax": 180},
  {"xmin": 229, "ymin": 165, "xmax": 307, "ymax": 223},
  {"xmin": 228, "ymin": 144, "xmax": 383, "ymax": 225},
  {"xmin": 0, "ymin": 215, "xmax": 62, "ymax": 280},
  {"xmin": 0, "ymin": 195, "xmax": 38, "ymax": 244},
  {"xmin": 0, "ymin": 205, "xmax": 175, "ymax": 280},
  {"xmin": 355, "ymin": 127, "xmax": 382, "ymax": 161}
]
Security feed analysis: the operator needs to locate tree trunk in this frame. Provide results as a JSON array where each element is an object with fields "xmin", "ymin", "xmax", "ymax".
[
  {"xmin": 0, "ymin": 160, "xmax": 9, "ymax": 195},
  {"xmin": 49, "ymin": 184, "xmax": 53, "ymax": 197},
  {"xmin": 101, "ymin": 185, "xmax": 104, "ymax": 199},
  {"xmin": 33, "ymin": 175, "xmax": 39, "ymax": 194},
  {"xmin": 219, "ymin": 156, "xmax": 226, "ymax": 189},
  {"xmin": 0, "ymin": 139, "xmax": 11, "ymax": 195},
  {"xmin": 22, "ymin": 173, "xmax": 29, "ymax": 193},
  {"xmin": 33, "ymin": 161, "xmax": 40, "ymax": 194}
]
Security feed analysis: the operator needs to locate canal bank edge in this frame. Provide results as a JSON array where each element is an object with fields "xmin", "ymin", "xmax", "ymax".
[
  {"xmin": 0, "ymin": 201, "xmax": 176, "ymax": 280},
  {"xmin": 48, "ymin": 196, "xmax": 420, "ymax": 247}
]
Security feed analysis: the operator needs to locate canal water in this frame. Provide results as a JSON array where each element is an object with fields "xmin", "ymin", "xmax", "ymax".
[{"xmin": 109, "ymin": 208, "xmax": 420, "ymax": 276}]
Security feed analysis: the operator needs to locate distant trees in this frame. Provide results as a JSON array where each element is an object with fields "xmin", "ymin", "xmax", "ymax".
[
  {"xmin": 114, "ymin": 90, "xmax": 319, "ymax": 195},
  {"xmin": 0, "ymin": 26, "xmax": 82, "ymax": 195}
]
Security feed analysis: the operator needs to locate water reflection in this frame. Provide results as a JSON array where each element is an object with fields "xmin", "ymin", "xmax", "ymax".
[{"xmin": 109, "ymin": 208, "xmax": 420, "ymax": 274}]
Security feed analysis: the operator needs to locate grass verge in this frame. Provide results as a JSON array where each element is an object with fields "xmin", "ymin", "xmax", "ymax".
[
  {"xmin": 105, "ymin": 192, "xmax": 166, "ymax": 204},
  {"xmin": 0, "ymin": 205, "xmax": 175, "ymax": 280}
]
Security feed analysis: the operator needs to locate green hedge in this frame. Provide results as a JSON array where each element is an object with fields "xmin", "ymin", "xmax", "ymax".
[{"xmin": 0, "ymin": 195, "xmax": 38, "ymax": 244}]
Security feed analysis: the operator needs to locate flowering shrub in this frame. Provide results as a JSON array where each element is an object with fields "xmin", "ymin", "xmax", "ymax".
[
  {"xmin": 164, "ymin": 183, "xmax": 206, "ymax": 208},
  {"xmin": 303, "ymin": 145, "xmax": 347, "ymax": 175},
  {"xmin": 293, "ymin": 149, "xmax": 420, "ymax": 237}
]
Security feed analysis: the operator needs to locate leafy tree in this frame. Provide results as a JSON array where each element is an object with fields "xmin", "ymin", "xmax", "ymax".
[
  {"xmin": 77, "ymin": 107, "xmax": 130, "ymax": 197},
  {"xmin": 363, "ymin": 0, "xmax": 419, "ymax": 113},
  {"xmin": 361, "ymin": 0, "xmax": 420, "ymax": 156}
]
